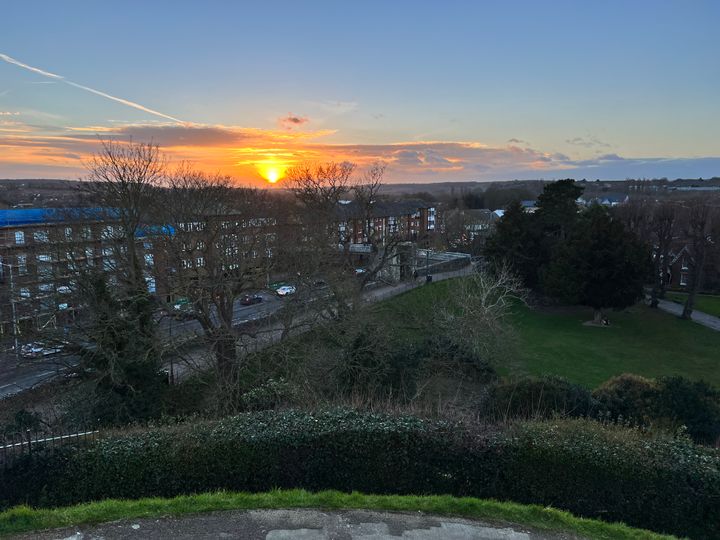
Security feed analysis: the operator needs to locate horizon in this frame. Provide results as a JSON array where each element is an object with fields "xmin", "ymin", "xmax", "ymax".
[{"xmin": 2, "ymin": 1, "xmax": 720, "ymax": 185}]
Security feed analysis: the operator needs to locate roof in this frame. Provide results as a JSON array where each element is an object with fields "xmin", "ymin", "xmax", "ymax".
[
  {"xmin": 0, "ymin": 207, "xmax": 107, "ymax": 228},
  {"xmin": 337, "ymin": 199, "xmax": 434, "ymax": 220},
  {"xmin": 520, "ymin": 200, "xmax": 537, "ymax": 208}
]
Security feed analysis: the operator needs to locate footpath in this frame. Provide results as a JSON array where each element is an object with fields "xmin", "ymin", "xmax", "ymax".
[
  {"xmin": 653, "ymin": 297, "xmax": 720, "ymax": 332},
  {"xmin": 10, "ymin": 508, "xmax": 575, "ymax": 540}
]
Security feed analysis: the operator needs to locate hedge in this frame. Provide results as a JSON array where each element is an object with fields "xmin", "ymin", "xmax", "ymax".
[{"xmin": 1, "ymin": 410, "xmax": 718, "ymax": 539}]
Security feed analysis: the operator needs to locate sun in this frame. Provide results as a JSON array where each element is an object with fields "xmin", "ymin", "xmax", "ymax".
[{"xmin": 256, "ymin": 162, "xmax": 287, "ymax": 184}]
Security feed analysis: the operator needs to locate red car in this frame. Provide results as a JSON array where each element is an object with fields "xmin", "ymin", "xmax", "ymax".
[{"xmin": 240, "ymin": 294, "xmax": 263, "ymax": 306}]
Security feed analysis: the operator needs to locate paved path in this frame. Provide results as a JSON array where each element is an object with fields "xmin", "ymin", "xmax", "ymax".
[
  {"xmin": 10, "ymin": 509, "xmax": 579, "ymax": 540},
  {"xmin": 653, "ymin": 298, "xmax": 720, "ymax": 331}
]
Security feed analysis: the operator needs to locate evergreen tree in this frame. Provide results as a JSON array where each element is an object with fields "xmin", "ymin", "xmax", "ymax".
[{"xmin": 543, "ymin": 205, "xmax": 650, "ymax": 322}]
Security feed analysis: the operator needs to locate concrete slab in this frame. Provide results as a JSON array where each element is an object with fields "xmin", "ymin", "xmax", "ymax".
[{"xmin": 9, "ymin": 508, "xmax": 582, "ymax": 540}]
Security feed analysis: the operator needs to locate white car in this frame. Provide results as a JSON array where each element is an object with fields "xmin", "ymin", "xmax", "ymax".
[
  {"xmin": 20, "ymin": 342, "xmax": 64, "ymax": 359},
  {"xmin": 276, "ymin": 285, "xmax": 296, "ymax": 296}
]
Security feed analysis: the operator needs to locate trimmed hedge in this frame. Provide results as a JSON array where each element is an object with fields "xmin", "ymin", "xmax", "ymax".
[{"xmin": 1, "ymin": 410, "xmax": 718, "ymax": 538}]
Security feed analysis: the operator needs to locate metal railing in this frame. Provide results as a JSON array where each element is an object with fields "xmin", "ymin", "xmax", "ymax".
[{"xmin": 0, "ymin": 429, "xmax": 99, "ymax": 466}]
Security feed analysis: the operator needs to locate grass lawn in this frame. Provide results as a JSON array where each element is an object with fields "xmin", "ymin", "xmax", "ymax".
[
  {"xmin": 512, "ymin": 303, "xmax": 720, "ymax": 388},
  {"xmin": 0, "ymin": 489, "xmax": 676, "ymax": 539},
  {"xmin": 376, "ymin": 278, "xmax": 720, "ymax": 389},
  {"xmin": 665, "ymin": 291, "xmax": 720, "ymax": 318}
]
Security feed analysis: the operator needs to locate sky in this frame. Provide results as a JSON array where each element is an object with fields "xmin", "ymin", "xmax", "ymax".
[{"xmin": 1, "ymin": 0, "xmax": 719, "ymax": 186}]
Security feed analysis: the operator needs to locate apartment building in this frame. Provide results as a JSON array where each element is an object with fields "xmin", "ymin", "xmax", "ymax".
[{"xmin": 337, "ymin": 199, "xmax": 436, "ymax": 248}]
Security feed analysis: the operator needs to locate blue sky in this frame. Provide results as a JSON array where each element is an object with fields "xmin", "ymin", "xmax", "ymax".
[{"xmin": 1, "ymin": 1, "xmax": 719, "ymax": 183}]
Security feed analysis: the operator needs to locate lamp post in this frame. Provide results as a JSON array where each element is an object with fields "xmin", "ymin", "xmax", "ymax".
[{"xmin": 0, "ymin": 261, "xmax": 20, "ymax": 362}]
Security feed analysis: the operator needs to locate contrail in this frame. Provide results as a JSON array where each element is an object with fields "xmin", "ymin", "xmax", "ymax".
[{"xmin": 0, "ymin": 52, "xmax": 185, "ymax": 124}]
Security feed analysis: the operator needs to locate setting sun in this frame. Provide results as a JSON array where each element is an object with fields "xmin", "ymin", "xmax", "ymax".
[{"xmin": 256, "ymin": 162, "xmax": 288, "ymax": 184}]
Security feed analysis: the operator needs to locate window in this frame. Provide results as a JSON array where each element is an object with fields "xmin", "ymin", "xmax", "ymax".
[
  {"xmin": 37, "ymin": 254, "xmax": 52, "ymax": 263},
  {"xmin": 33, "ymin": 230, "xmax": 49, "ymax": 243},
  {"xmin": 144, "ymin": 253, "xmax": 154, "ymax": 267},
  {"xmin": 14, "ymin": 231, "xmax": 25, "ymax": 245},
  {"xmin": 85, "ymin": 247, "xmax": 95, "ymax": 266},
  {"xmin": 196, "ymin": 256, "xmax": 205, "ymax": 267},
  {"xmin": 39, "ymin": 283, "xmax": 54, "ymax": 292},
  {"xmin": 64, "ymin": 227, "xmax": 73, "ymax": 240},
  {"xmin": 16, "ymin": 255, "xmax": 27, "ymax": 275},
  {"xmin": 19, "ymin": 287, "xmax": 31, "ymax": 299},
  {"xmin": 680, "ymin": 273, "xmax": 688, "ymax": 286},
  {"xmin": 145, "ymin": 276, "xmax": 156, "ymax": 293}
]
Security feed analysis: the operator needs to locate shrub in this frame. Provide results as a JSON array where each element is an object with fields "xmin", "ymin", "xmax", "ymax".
[
  {"xmin": 654, "ymin": 376, "xmax": 720, "ymax": 445},
  {"xmin": 487, "ymin": 375, "xmax": 597, "ymax": 420},
  {"xmin": 592, "ymin": 373, "xmax": 659, "ymax": 422},
  {"xmin": 493, "ymin": 419, "xmax": 720, "ymax": 539},
  {"xmin": 0, "ymin": 410, "xmax": 717, "ymax": 538},
  {"xmin": 594, "ymin": 374, "xmax": 720, "ymax": 445}
]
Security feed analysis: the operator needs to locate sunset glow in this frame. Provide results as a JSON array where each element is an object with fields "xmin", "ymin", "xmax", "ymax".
[
  {"xmin": 256, "ymin": 161, "xmax": 289, "ymax": 184},
  {"xmin": 1, "ymin": 3, "xmax": 719, "ymax": 182}
]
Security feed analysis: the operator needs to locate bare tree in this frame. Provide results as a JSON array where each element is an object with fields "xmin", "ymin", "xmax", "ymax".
[
  {"xmin": 434, "ymin": 266, "xmax": 526, "ymax": 363},
  {"xmin": 648, "ymin": 201, "xmax": 678, "ymax": 308},
  {"xmin": 153, "ymin": 166, "xmax": 276, "ymax": 379},
  {"xmin": 681, "ymin": 200, "xmax": 717, "ymax": 319},
  {"xmin": 283, "ymin": 161, "xmax": 398, "ymax": 322}
]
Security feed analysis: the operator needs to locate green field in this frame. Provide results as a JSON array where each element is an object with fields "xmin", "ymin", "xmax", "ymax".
[
  {"xmin": 665, "ymin": 291, "xmax": 720, "ymax": 318},
  {"xmin": 377, "ymin": 279, "xmax": 720, "ymax": 389}
]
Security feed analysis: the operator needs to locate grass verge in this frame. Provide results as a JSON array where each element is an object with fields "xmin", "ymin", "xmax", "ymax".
[{"xmin": 0, "ymin": 489, "xmax": 677, "ymax": 539}]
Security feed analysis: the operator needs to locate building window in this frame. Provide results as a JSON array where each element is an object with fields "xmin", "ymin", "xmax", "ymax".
[
  {"xmin": 33, "ymin": 230, "xmax": 49, "ymax": 243},
  {"xmin": 85, "ymin": 247, "xmax": 95, "ymax": 266},
  {"xmin": 680, "ymin": 273, "xmax": 688, "ymax": 286},
  {"xmin": 16, "ymin": 255, "xmax": 27, "ymax": 275},
  {"xmin": 144, "ymin": 253, "xmax": 154, "ymax": 267},
  {"xmin": 196, "ymin": 256, "xmax": 205, "ymax": 267},
  {"xmin": 14, "ymin": 231, "xmax": 25, "ymax": 245},
  {"xmin": 37, "ymin": 254, "xmax": 52, "ymax": 263},
  {"xmin": 19, "ymin": 287, "xmax": 31, "ymax": 299},
  {"xmin": 64, "ymin": 227, "xmax": 73, "ymax": 240},
  {"xmin": 145, "ymin": 276, "xmax": 156, "ymax": 293}
]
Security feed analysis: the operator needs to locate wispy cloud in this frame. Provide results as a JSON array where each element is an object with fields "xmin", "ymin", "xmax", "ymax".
[
  {"xmin": 566, "ymin": 135, "xmax": 611, "ymax": 149},
  {"xmin": 0, "ymin": 52, "xmax": 185, "ymax": 124}
]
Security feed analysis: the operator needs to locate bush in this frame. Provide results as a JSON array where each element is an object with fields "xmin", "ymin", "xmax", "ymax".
[
  {"xmin": 0, "ymin": 410, "xmax": 717, "ymax": 538},
  {"xmin": 594, "ymin": 374, "xmax": 720, "ymax": 445},
  {"xmin": 493, "ymin": 419, "xmax": 720, "ymax": 539},
  {"xmin": 654, "ymin": 376, "xmax": 720, "ymax": 445},
  {"xmin": 593, "ymin": 373, "xmax": 659, "ymax": 422},
  {"xmin": 487, "ymin": 375, "xmax": 597, "ymax": 420}
]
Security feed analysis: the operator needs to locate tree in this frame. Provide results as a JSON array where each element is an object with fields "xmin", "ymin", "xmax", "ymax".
[
  {"xmin": 534, "ymin": 179, "xmax": 584, "ymax": 242},
  {"xmin": 61, "ymin": 140, "xmax": 166, "ymax": 424},
  {"xmin": 681, "ymin": 200, "xmax": 717, "ymax": 319},
  {"xmin": 283, "ymin": 161, "xmax": 395, "ymax": 321},
  {"xmin": 543, "ymin": 205, "xmax": 650, "ymax": 323},
  {"xmin": 153, "ymin": 167, "xmax": 276, "ymax": 380},
  {"xmin": 648, "ymin": 201, "xmax": 679, "ymax": 308},
  {"xmin": 484, "ymin": 201, "xmax": 541, "ymax": 287}
]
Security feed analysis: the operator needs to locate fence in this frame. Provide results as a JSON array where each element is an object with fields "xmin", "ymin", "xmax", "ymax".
[{"xmin": 0, "ymin": 429, "xmax": 99, "ymax": 467}]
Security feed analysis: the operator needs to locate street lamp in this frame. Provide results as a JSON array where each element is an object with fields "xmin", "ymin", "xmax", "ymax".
[{"xmin": 0, "ymin": 261, "xmax": 20, "ymax": 362}]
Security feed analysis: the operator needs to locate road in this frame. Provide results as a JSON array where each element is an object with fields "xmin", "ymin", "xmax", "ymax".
[{"xmin": 0, "ymin": 265, "xmax": 474, "ymax": 399}]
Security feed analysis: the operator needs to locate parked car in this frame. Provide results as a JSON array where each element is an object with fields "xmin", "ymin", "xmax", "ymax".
[
  {"xmin": 240, "ymin": 294, "xmax": 263, "ymax": 306},
  {"xmin": 276, "ymin": 285, "xmax": 297, "ymax": 296},
  {"xmin": 20, "ymin": 341, "xmax": 65, "ymax": 359}
]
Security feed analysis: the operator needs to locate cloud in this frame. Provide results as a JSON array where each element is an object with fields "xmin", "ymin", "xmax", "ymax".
[
  {"xmin": 0, "ymin": 111, "xmax": 20, "ymax": 116},
  {"xmin": 507, "ymin": 138, "xmax": 528, "ymax": 144},
  {"xmin": 278, "ymin": 114, "xmax": 310, "ymax": 130},
  {"xmin": 2, "ymin": 119, "xmax": 720, "ymax": 184},
  {"xmin": 0, "ymin": 52, "xmax": 185, "ymax": 123},
  {"xmin": 566, "ymin": 136, "xmax": 611, "ymax": 149}
]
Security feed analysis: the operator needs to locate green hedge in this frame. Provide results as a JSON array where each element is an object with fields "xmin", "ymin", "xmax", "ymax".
[{"xmin": 1, "ymin": 410, "xmax": 718, "ymax": 539}]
